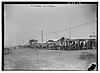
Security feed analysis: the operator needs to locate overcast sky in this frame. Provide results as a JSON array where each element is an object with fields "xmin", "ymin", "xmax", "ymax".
[{"xmin": 4, "ymin": 4, "xmax": 97, "ymax": 46}]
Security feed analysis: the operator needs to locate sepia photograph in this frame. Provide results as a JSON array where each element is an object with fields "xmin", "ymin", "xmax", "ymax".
[{"xmin": 2, "ymin": 2, "xmax": 98, "ymax": 71}]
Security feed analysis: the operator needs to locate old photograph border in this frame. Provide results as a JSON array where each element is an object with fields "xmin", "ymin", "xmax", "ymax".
[{"xmin": 2, "ymin": 1, "xmax": 98, "ymax": 71}]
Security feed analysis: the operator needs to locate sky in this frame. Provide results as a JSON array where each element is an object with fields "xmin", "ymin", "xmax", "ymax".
[{"xmin": 4, "ymin": 4, "xmax": 97, "ymax": 46}]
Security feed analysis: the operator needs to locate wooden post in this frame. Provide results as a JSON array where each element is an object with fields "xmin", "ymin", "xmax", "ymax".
[
  {"xmin": 69, "ymin": 28, "xmax": 71, "ymax": 50},
  {"xmin": 41, "ymin": 31, "xmax": 43, "ymax": 49}
]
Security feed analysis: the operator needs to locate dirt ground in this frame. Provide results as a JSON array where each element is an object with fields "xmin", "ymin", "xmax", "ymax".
[{"xmin": 4, "ymin": 48, "xmax": 97, "ymax": 71}]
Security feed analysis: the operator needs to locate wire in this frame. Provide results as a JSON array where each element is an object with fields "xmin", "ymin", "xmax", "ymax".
[{"xmin": 44, "ymin": 20, "xmax": 96, "ymax": 35}]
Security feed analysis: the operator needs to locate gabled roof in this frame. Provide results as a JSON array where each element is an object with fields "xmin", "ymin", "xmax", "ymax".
[
  {"xmin": 58, "ymin": 37, "xmax": 69, "ymax": 41},
  {"xmin": 47, "ymin": 40, "xmax": 54, "ymax": 42}
]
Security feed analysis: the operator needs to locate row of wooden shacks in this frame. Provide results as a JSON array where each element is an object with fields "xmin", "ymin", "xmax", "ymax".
[{"xmin": 17, "ymin": 37, "xmax": 97, "ymax": 50}]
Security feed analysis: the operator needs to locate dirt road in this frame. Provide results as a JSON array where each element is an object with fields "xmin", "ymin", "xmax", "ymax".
[{"xmin": 4, "ymin": 48, "xmax": 96, "ymax": 70}]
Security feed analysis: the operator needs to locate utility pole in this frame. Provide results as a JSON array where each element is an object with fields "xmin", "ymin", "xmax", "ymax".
[
  {"xmin": 69, "ymin": 28, "xmax": 71, "ymax": 40},
  {"xmin": 69, "ymin": 28, "xmax": 71, "ymax": 50},
  {"xmin": 41, "ymin": 31, "xmax": 43, "ymax": 48}
]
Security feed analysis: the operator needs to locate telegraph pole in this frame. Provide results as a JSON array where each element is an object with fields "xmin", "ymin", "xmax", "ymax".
[
  {"xmin": 41, "ymin": 31, "xmax": 43, "ymax": 48},
  {"xmin": 69, "ymin": 28, "xmax": 71, "ymax": 40},
  {"xmin": 69, "ymin": 28, "xmax": 71, "ymax": 50}
]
